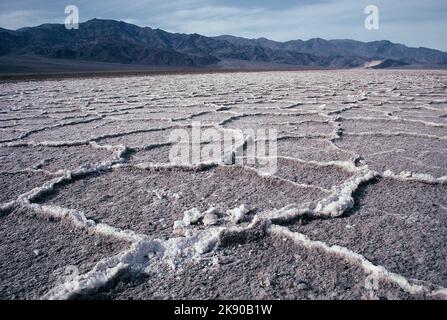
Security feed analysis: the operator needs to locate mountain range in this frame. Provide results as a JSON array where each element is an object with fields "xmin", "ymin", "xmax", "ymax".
[{"xmin": 1, "ymin": 18, "xmax": 447, "ymax": 73}]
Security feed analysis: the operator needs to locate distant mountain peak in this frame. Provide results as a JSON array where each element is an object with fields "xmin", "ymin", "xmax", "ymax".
[{"xmin": 1, "ymin": 18, "xmax": 446, "ymax": 70}]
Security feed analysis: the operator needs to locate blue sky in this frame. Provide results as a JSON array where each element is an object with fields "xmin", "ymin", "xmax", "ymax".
[{"xmin": 1, "ymin": 0, "xmax": 446, "ymax": 51}]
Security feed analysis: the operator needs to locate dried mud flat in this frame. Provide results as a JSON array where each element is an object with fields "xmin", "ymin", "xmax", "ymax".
[{"xmin": 0, "ymin": 70, "xmax": 446, "ymax": 300}]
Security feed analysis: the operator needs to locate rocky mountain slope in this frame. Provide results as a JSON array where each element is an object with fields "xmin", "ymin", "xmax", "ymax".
[{"xmin": 1, "ymin": 19, "xmax": 446, "ymax": 70}]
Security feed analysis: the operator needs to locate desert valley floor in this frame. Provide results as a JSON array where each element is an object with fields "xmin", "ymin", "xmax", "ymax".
[{"xmin": 0, "ymin": 70, "xmax": 446, "ymax": 300}]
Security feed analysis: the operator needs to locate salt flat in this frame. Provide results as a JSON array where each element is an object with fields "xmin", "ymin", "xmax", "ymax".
[{"xmin": 0, "ymin": 70, "xmax": 446, "ymax": 300}]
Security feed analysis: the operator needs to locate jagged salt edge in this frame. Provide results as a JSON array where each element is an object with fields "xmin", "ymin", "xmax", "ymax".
[
  {"xmin": 134, "ymin": 161, "xmax": 217, "ymax": 171},
  {"xmin": 173, "ymin": 208, "xmax": 206, "ymax": 230},
  {"xmin": 0, "ymin": 167, "xmax": 57, "ymax": 176},
  {"xmin": 17, "ymin": 115, "xmax": 103, "ymax": 141},
  {"xmin": 16, "ymin": 144, "xmax": 128, "ymax": 204},
  {"xmin": 269, "ymin": 225, "xmax": 447, "ymax": 299},
  {"xmin": 240, "ymin": 164, "xmax": 330, "ymax": 192},
  {"xmin": 41, "ymin": 239, "xmax": 155, "ymax": 300},
  {"xmin": 344, "ymin": 131, "xmax": 446, "ymax": 140},
  {"xmin": 275, "ymin": 155, "xmax": 359, "ymax": 173},
  {"xmin": 341, "ymin": 116, "xmax": 447, "ymax": 128},
  {"xmin": 11, "ymin": 142, "xmax": 143, "ymax": 243},
  {"xmin": 382, "ymin": 170, "xmax": 447, "ymax": 185},
  {"xmin": 6, "ymin": 139, "xmax": 89, "ymax": 147},
  {"xmin": 260, "ymin": 204, "xmax": 308, "ymax": 222},
  {"xmin": 228, "ymin": 204, "xmax": 250, "ymax": 224},
  {"xmin": 0, "ymin": 140, "xmax": 152, "ymax": 299},
  {"xmin": 259, "ymin": 167, "xmax": 377, "ymax": 221},
  {"xmin": 29, "ymin": 203, "xmax": 144, "ymax": 243},
  {"xmin": 0, "ymin": 200, "xmax": 16, "ymax": 216},
  {"xmin": 313, "ymin": 167, "xmax": 377, "ymax": 217},
  {"xmin": 5, "ymin": 125, "xmax": 175, "ymax": 149},
  {"xmin": 42, "ymin": 219, "xmax": 262, "ymax": 300}
]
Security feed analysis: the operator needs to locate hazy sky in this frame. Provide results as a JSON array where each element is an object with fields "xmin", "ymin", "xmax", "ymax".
[{"xmin": 1, "ymin": 0, "xmax": 446, "ymax": 51}]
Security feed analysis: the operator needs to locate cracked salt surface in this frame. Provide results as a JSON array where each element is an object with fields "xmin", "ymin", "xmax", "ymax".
[
  {"xmin": 0, "ymin": 70, "xmax": 446, "ymax": 300},
  {"xmin": 0, "ymin": 206, "xmax": 128, "ymax": 299}
]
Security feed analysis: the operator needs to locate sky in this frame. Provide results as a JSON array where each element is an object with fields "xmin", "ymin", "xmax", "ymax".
[{"xmin": 0, "ymin": 0, "xmax": 446, "ymax": 51}]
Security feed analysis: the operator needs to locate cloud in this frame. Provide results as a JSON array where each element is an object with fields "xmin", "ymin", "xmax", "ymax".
[{"xmin": 0, "ymin": 9, "xmax": 61, "ymax": 29}]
